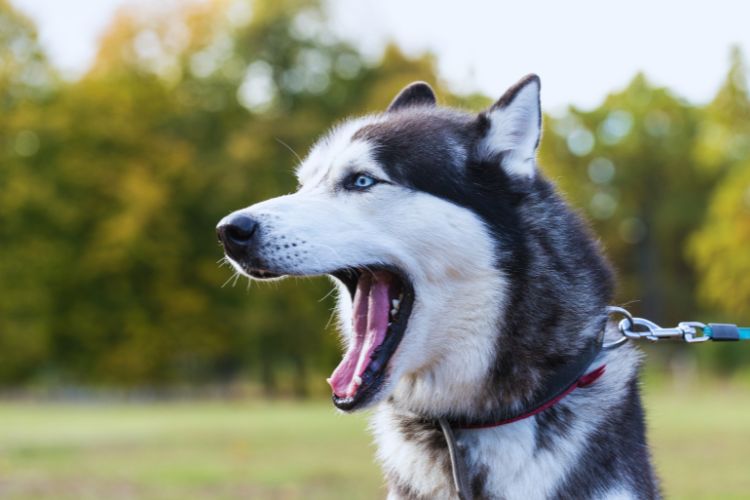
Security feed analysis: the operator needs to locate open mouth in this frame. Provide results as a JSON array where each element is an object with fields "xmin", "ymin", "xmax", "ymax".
[
  {"xmin": 234, "ymin": 259, "xmax": 415, "ymax": 411},
  {"xmin": 328, "ymin": 267, "xmax": 415, "ymax": 411}
]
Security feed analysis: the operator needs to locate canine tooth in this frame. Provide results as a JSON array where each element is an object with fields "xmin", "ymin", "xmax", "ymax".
[
  {"xmin": 391, "ymin": 299, "xmax": 400, "ymax": 309},
  {"xmin": 353, "ymin": 375, "xmax": 362, "ymax": 385},
  {"xmin": 390, "ymin": 308, "xmax": 398, "ymax": 317}
]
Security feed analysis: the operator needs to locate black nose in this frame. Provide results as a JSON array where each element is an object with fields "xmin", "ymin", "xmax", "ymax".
[{"xmin": 217, "ymin": 214, "xmax": 259, "ymax": 260}]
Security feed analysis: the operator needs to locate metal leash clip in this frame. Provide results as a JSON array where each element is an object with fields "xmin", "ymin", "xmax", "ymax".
[
  {"xmin": 603, "ymin": 306, "xmax": 632, "ymax": 350},
  {"xmin": 605, "ymin": 306, "xmax": 711, "ymax": 346},
  {"xmin": 676, "ymin": 321, "xmax": 711, "ymax": 343}
]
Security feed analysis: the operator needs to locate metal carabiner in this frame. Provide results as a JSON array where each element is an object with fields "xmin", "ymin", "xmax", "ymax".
[
  {"xmin": 629, "ymin": 317, "xmax": 685, "ymax": 341},
  {"xmin": 603, "ymin": 306, "xmax": 632, "ymax": 350},
  {"xmin": 678, "ymin": 321, "xmax": 711, "ymax": 343}
]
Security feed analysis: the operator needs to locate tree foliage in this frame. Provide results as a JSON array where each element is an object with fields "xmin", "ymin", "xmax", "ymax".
[
  {"xmin": 0, "ymin": 0, "xmax": 462, "ymax": 391},
  {"xmin": 538, "ymin": 75, "xmax": 713, "ymax": 324},
  {"xmin": 689, "ymin": 49, "xmax": 750, "ymax": 325},
  {"xmin": 1, "ymin": 0, "xmax": 749, "ymax": 390}
]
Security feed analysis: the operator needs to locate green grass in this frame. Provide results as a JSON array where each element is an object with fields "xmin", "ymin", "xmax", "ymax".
[
  {"xmin": 0, "ymin": 383, "xmax": 749, "ymax": 499},
  {"xmin": 645, "ymin": 382, "xmax": 750, "ymax": 499}
]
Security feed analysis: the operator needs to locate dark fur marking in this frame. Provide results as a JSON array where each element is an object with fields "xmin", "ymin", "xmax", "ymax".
[
  {"xmin": 388, "ymin": 81, "xmax": 437, "ymax": 112},
  {"xmin": 534, "ymin": 404, "xmax": 574, "ymax": 453},
  {"xmin": 389, "ymin": 414, "xmax": 455, "ymax": 498},
  {"xmin": 550, "ymin": 380, "xmax": 659, "ymax": 499},
  {"xmin": 396, "ymin": 415, "xmax": 450, "ymax": 467},
  {"xmin": 470, "ymin": 462, "xmax": 492, "ymax": 499}
]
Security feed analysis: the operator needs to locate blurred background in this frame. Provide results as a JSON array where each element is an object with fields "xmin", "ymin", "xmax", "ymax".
[{"xmin": 1, "ymin": 0, "xmax": 749, "ymax": 498}]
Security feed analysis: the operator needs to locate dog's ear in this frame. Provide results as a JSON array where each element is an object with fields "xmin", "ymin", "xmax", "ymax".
[
  {"xmin": 476, "ymin": 74, "xmax": 541, "ymax": 178},
  {"xmin": 387, "ymin": 81, "xmax": 437, "ymax": 112}
]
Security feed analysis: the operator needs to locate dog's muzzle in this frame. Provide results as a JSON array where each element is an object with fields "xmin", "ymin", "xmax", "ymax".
[{"xmin": 216, "ymin": 213, "xmax": 259, "ymax": 263}]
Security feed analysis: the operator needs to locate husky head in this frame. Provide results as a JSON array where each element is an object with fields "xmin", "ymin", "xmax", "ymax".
[{"xmin": 217, "ymin": 75, "xmax": 613, "ymax": 420}]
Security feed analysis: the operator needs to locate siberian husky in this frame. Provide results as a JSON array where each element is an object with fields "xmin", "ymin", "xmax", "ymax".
[{"xmin": 217, "ymin": 75, "xmax": 659, "ymax": 499}]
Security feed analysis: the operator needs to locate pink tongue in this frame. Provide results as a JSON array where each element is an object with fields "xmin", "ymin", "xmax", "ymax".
[{"xmin": 328, "ymin": 272, "xmax": 391, "ymax": 398}]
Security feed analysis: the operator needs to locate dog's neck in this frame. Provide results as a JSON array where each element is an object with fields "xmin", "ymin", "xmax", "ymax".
[
  {"xmin": 372, "ymin": 339, "xmax": 658, "ymax": 499},
  {"xmin": 387, "ymin": 311, "xmax": 609, "ymax": 426}
]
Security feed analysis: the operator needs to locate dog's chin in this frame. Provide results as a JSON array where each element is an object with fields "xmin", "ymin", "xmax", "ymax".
[{"xmin": 331, "ymin": 375, "xmax": 393, "ymax": 411}]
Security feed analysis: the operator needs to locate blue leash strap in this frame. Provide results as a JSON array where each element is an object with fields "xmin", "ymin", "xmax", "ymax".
[{"xmin": 705, "ymin": 324, "xmax": 750, "ymax": 341}]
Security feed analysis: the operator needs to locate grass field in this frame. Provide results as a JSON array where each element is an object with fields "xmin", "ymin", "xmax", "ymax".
[{"xmin": 1, "ymin": 382, "xmax": 749, "ymax": 499}]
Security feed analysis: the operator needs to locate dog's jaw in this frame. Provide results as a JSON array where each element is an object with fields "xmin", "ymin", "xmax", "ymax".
[
  {"xmin": 323, "ymin": 206, "xmax": 507, "ymax": 413},
  {"xmin": 384, "ymin": 264, "xmax": 508, "ymax": 418}
]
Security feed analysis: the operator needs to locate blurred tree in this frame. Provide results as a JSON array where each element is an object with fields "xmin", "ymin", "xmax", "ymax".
[
  {"xmin": 2, "ymin": 0, "xmax": 748, "ymax": 391},
  {"xmin": 688, "ymin": 48, "xmax": 750, "ymax": 372},
  {"xmin": 0, "ymin": 0, "xmax": 59, "ymax": 383},
  {"xmin": 539, "ymin": 75, "xmax": 712, "ymax": 325},
  {"xmin": 0, "ymin": 0, "xmax": 56, "ymax": 110},
  {"xmin": 690, "ymin": 163, "xmax": 750, "ymax": 316},
  {"xmin": 42, "ymin": 0, "xmax": 367, "ymax": 390},
  {"xmin": 0, "ymin": 0, "xmax": 458, "ymax": 392},
  {"xmin": 693, "ymin": 47, "xmax": 750, "ymax": 173}
]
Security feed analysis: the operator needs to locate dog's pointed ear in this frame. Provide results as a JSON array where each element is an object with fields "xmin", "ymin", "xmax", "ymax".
[
  {"xmin": 387, "ymin": 81, "xmax": 437, "ymax": 112},
  {"xmin": 476, "ymin": 74, "xmax": 541, "ymax": 178}
]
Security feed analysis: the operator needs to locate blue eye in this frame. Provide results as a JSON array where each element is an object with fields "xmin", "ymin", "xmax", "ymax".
[{"xmin": 352, "ymin": 174, "xmax": 376, "ymax": 189}]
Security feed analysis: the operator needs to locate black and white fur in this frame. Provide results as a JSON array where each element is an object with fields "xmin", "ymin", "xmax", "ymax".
[{"xmin": 217, "ymin": 75, "xmax": 659, "ymax": 499}]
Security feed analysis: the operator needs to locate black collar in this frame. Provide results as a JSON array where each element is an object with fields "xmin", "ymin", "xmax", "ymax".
[{"xmin": 448, "ymin": 332, "xmax": 605, "ymax": 429}]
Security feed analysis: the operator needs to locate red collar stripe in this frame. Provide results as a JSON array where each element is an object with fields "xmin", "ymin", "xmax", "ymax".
[{"xmin": 458, "ymin": 364, "xmax": 607, "ymax": 430}]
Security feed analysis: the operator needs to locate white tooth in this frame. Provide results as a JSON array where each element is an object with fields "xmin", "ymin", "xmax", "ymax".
[
  {"xmin": 388, "ymin": 322, "xmax": 392, "ymax": 327},
  {"xmin": 390, "ymin": 308, "xmax": 398, "ymax": 317},
  {"xmin": 353, "ymin": 375, "xmax": 362, "ymax": 385}
]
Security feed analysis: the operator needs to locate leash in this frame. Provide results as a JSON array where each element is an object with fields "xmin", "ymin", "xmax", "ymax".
[
  {"xmin": 439, "ymin": 306, "xmax": 750, "ymax": 499},
  {"xmin": 439, "ymin": 418, "xmax": 472, "ymax": 500},
  {"xmin": 605, "ymin": 306, "xmax": 750, "ymax": 347}
]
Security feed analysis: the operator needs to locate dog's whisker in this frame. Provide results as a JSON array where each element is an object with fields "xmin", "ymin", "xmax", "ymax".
[
  {"xmin": 221, "ymin": 272, "xmax": 239, "ymax": 288},
  {"xmin": 318, "ymin": 284, "xmax": 338, "ymax": 303},
  {"xmin": 229, "ymin": 272, "xmax": 242, "ymax": 288},
  {"xmin": 324, "ymin": 305, "xmax": 338, "ymax": 330},
  {"xmin": 275, "ymin": 137, "xmax": 303, "ymax": 165}
]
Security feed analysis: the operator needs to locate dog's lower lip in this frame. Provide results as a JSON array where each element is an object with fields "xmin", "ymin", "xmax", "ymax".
[{"xmin": 246, "ymin": 267, "xmax": 282, "ymax": 279}]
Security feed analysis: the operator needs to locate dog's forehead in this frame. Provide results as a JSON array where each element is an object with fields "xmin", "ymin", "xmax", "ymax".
[
  {"xmin": 352, "ymin": 108, "xmax": 476, "ymax": 185},
  {"xmin": 296, "ymin": 115, "xmax": 386, "ymax": 186},
  {"xmin": 296, "ymin": 108, "xmax": 475, "ymax": 187}
]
